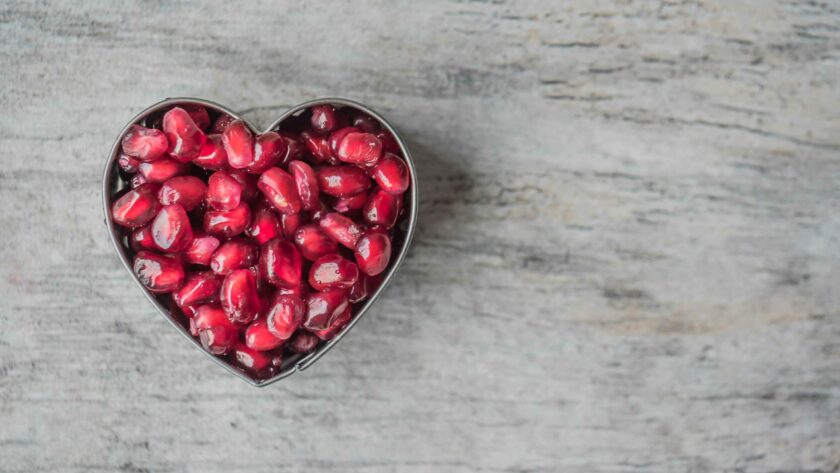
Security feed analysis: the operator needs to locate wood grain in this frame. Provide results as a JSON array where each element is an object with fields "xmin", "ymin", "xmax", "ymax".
[{"xmin": 1, "ymin": 0, "xmax": 839, "ymax": 471}]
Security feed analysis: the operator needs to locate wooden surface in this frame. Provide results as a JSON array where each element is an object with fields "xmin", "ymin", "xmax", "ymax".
[{"xmin": 1, "ymin": 1, "xmax": 839, "ymax": 471}]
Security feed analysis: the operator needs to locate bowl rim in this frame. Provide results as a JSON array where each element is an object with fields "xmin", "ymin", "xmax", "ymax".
[{"xmin": 102, "ymin": 97, "xmax": 419, "ymax": 387}]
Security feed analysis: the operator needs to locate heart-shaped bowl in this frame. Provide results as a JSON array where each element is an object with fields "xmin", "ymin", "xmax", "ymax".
[{"xmin": 102, "ymin": 97, "xmax": 418, "ymax": 386}]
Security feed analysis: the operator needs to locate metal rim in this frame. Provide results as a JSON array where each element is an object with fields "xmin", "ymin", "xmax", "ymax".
[{"xmin": 102, "ymin": 97, "xmax": 419, "ymax": 387}]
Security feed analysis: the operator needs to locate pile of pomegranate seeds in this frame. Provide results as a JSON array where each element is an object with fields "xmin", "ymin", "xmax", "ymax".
[{"xmin": 111, "ymin": 103, "xmax": 410, "ymax": 380}]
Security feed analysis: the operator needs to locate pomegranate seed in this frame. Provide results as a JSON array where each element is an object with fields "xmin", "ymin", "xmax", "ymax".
[
  {"xmin": 151, "ymin": 204, "xmax": 194, "ymax": 252},
  {"xmin": 288, "ymin": 331, "xmax": 320, "ymax": 354},
  {"xmin": 372, "ymin": 153, "xmax": 410, "ymax": 194},
  {"xmin": 293, "ymin": 224, "xmax": 339, "ymax": 261},
  {"xmin": 304, "ymin": 288, "xmax": 349, "ymax": 331},
  {"xmin": 301, "ymin": 131, "xmax": 334, "ymax": 163},
  {"xmin": 118, "ymin": 153, "xmax": 141, "ymax": 173},
  {"xmin": 111, "ymin": 184, "xmax": 161, "ymax": 228},
  {"xmin": 276, "ymin": 283, "xmax": 309, "ymax": 299},
  {"xmin": 316, "ymin": 165, "xmax": 371, "ymax": 197},
  {"xmin": 349, "ymin": 273, "xmax": 381, "ymax": 303},
  {"xmin": 363, "ymin": 189, "xmax": 401, "ymax": 228},
  {"xmin": 210, "ymin": 238, "xmax": 258, "ymax": 275},
  {"xmin": 376, "ymin": 130, "xmax": 401, "ymax": 155},
  {"xmin": 245, "ymin": 318, "xmax": 285, "ymax": 351},
  {"xmin": 211, "ymin": 114, "xmax": 236, "ymax": 134},
  {"xmin": 229, "ymin": 170, "xmax": 259, "ymax": 202},
  {"xmin": 193, "ymin": 134, "xmax": 228, "ymax": 170},
  {"xmin": 355, "ymin": 230, "xmax": 392, "ymax": 276},
  {"xmin": 181, "ymin": 104, "xmax": 210, "ymax": 131},
  {"xmin": 259, "ymin": 239, "xmax": 302, "ymax": 288},
  {"xmin": 121, "ymin": 125, "xmax": 168, "ymax": 162},
  {"xmin": 258, "ymin": 167, "xmax": 302, "ymax": 215},
  {"xmin": 329, "ymin": 126, "xmax": 360, "ymax": 156},
  {"xmin": 351, "ymin": 114, "xmax": 380, "ymax": 133},
  {"xmin": 158, "ymin": 176, "xmax": 207, "ymax": 211},
  {"xmin": 247, "ymin": 132, "xmax": 287, "ymax": 174},
  {"xmin": 312, "ymin": 304, "xmax": 352, "ymax": 340},
  {"xmin": 163, "ymin": 107, "xmax": 206, "ymax": 162},
  {"xmin": 174, "ymin": 271, "xmax": 222, "ymax": 308},
  {"xmin": 138, "ymin": 158, "xmax": 190, "ymax": 183},
  {"xmin": 333, "ymin": 191, "xmax": 369, "ymax": 213},
  {"xmin": 220, "ymin": 269, "xmax": 260, "ymax": 324},
  {"xmin": 206, "ymin": 171, "xmax": 243, "ymax": 210},
  {"xmin": 308, "ymin": 254, "xmax": 359, "ymax": 291},
  {"xmin": 276, "ymin": 131, "xmax": 306, "ymax": 163},
  {"xmin": 319, "ymin": 212, "xmax": 364, "ymax": 249},
  {"xmin": 192, "ymin": 304, "xmax": 237, "ymax": 331},
  {"xmin": 246, "ymin": 205, "xmax": 281, "ymax": 245},
  {"xmin": 336, "ymin": 132, "xmax": 382, "ymax": 166},
  {"xmin": 203, "ymin": 202, "xmax": 251, "ymax": 238},
  {"xmin": 266, "ymin": 294, "xmax": 305, "ymax": 340},
  {"xmin": 222, "ymin": 120, "xmax": 255, "ymax": 169},
  {"xmin": 130, "ymin": 173, "xmax": 147, "ymax": 188},
  {"xmin": 310, "ymin": 105, "xmax": 338, "ymax": 134},
  {"xmin": 287, "ymin": 160, "xmax": 320, "ymax": 211},
  {"xmin": 279, "ymin": 212, "xmax": 303, "ymax": 238},
  {"xmin": 179, "ymin": 302, "xmax": 200, "ymax": 319},
  {"xmin": 185, "ymin": 233, "xmax": 220, "ymax": 266},
  {"xmin": 232, "ymin": 343, "xmax": 283, "ymax": 375},
  {"xmin": 130, "ymin": 225, "xmax": 158, "ymax": 252},
  {"xmin": 199, "ymin": 325, "xmax": 238, "ymax": 355},
  {"xmin": 133, "ymin": 251, "xmax": 185, "ymax": 293}
]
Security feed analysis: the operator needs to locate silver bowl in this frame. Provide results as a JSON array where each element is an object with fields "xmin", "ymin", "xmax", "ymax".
[{"xmin": 102, "ymin": 97, "xmax": 418, "ymax": 386}]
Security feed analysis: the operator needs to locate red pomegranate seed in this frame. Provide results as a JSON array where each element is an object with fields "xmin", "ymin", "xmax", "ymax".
[
  {"xmin": 333, "ymin": 191, "xmax": 369, "ymax": 213},
  {"xmin": 158, "ymin": 176, "xmax": 207, "ymax": 211},
  {"xmin": 351, "ymin": 114, "xmax": 380, "ymax": 133},
  {"xmin": 133, "ymin": 251, "xmax": 185, "ymax": 293},
  {"xmin": 232, "ymin": 343, "xmax": 283, "ymax": 374},
  {"xmin": 304, "ymin": 288, "xmax": 349, "ymax": 331},
  {"xmin": 266, "ymin": 294, "xmax": 305, "ymax": 340},
  {"xmin": 192, "ymin": 304, "xmax": 237, "ymax": 332},
  {"xmin": 310, "ymin": 104, "xmax": 339, "ymax": 134},
  {"xmin": 247, "ymin": 132, "xmax": 287, "ymax": 174},
  {"xmin": 211, "ymin": 114, "xmax": 236, "ymax": 134},
  {"xmin": 372, "ymin": 153, "xmax": 409, "ymax": 194},
  {"xmin": 209, "ymin": 238, "xmax": 258, "ymax": 275},
  {"xmin": 376, "ymin": 130, "xmax": 401, "ymax": 155},
  {"xmin": 229, "ymin": 170, "xmax": 259, "ymax": 201},
  {"xmin": 111, "ymin": 184, "xmax": 161, "ymax": 228},
  {"xmin": 121, "ymin": 125, "xmax": 169, "ymax": 162},
  {"xmin": 363, "ymin": 189, "xmax": 401, "ymax": 228},
  {"xmin": 199, "ymin": 325, "xmax": 238, "ymax": 355},
  {"xmin": 245, "ymin": 318, "xmax": 285, "ymax": 351},
  {"xmin": 130, "ymin": 173, "xmax": 148, "ymax": 189},
  {"xmin": 138, "ymin": 158, "xmax": 190, "ymax": 183},
  {"xmin": 355, "ymin": 230, "xmax": 392, "ymax": 276},
  {"xmin": 258, "ymin": 167, "xmax": 302, "ymax": 215},
  {"xmin": 118, "ymin": 153, "xmax": 141, "ymax": 173},
  {"xmin": 312, "ymin": 304, "xmax": 352, "ymax": 340},
  {"xmin": 130, "ymin": 225, "xmax": 158, "ymax": 252},
  {"xmin": 336, "ymin": 132, "xmax": 382, "ymax": 166},
  {"xmin": 181, "ymin": 104, "xmax": 210, "ymax": 131},
  {"xmin": 288, "ymin": 331, "xmax": 320, "ymax": 354},
  {"xmin": 316, "ymin": 165, "xmax": 371, "ymax": 197},
  {"xmin": 287, "ymin": 160, "xmax": 320, "ymax": 211},
  {"xmin": 203, "ymin": 202, "xmax": 251, "ymax": 238},
  {"xmin": 220, "ymin": 269, "xmax": 260, "ymax": 324},
  {"xmin": 178, "ymin": 302, "xmax": 200, "ymax": 319},
  {"xmin": 319, "ymin": 212, "xmax": 364, "ymax": 249},
  {"xmin": 174, "ymin": 271, "xmax": 222, "ymax": 308},
  {"xmin": 206, "ymin": 170, "xmax": 243, "ymax": 210},
  {"xmin": 329, "ymin": 126, "xmax": 360, "ymax": 156},
  {"xmin": 276, "ymin": 131, "xmax": 306, "ymax": 163},
  {"xmin": 185, "ymin": 233, "xmax": 220, "ymax": 266},
  {"xmin": 279, "ymin": 212, "xmax": 303, "ymax": 238},
  {"xmin": 300, "ymin": 131, "xmax": 334, "ymax": 163},
  {"xmin": 246, "ymin": 205, "xmax": 281, "ymax": 245},
  {"xmin": 222, "ymin": 120, "xmax": 255, "ymax": 169},
  {"xmin": 193, "ymin": 134, "xmax": 228, "ymax": 170},
  {"xmin": 276, "ymin": 283, "xmax": 309, "ymax": 300},
  {"xmin": 308, "ymin": 254, "xmax": 359, "ymax": 291},
  {"xmin": 163, "ymin": 107, "xmax": 206, "ymax": 162},
  {"xmin": 259, "ymin": 239, "xmax": 302, "ymax": 288},
  {"xmin": 151, "ymin": 204, "xmax": 194, "ymax": 252},
  {"xmin": 293, "ymin": 224, "xmax": 339, "ymax": 261},
  {"xmin": 349, "ymin": 273, "xmax": 381, "ymax": 303}
]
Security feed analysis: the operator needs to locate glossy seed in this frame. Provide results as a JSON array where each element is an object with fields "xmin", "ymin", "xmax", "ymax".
[
  {"xmin": 158, "ymin": 176, "xmax": 207, "ymax": 211},
  {"xmin": 259, "ymin": 238, "xmax": 302, "ymax": 288},
  {"xmin": 354, "ymin": 230, "xmax": 392, "ymax": 276},
  {"xmin": 203, "ymin": 202, "xmax": 251, "ymax": 238},
  {"xmin": 163, "ymin": 107, "xmax": 206, "ymax": 162},
  {"xmin": 206, "ymin": 171, "xmax": 243, "ymax": 210},
  {"xmin": 303, "ymin": 288, "xmax": 349, "ymax": 331},
  {"xmin": 121, "ymin": 125, "xmax": 169, "ymax": 162},
  {"xmin": 308, "ymin": 254, "xmax": 359, "ymax": 291},
  {"xmin": 222, "ymin": 119, "xmax": 255, "ymax": 169},
  {"xmin": 209, "ymin": 238, "xmax": 258, "ymax": 275},
  {"xmin": 133, "ymin": 251, "xmax": 185, "ymax": 293},
  {"xmin": 319, "ymin": 212, "xmax": 364, "ymax": 249},
  {"xmin": 266, "ymin": 294, "xmax": 305, "ymax": 340},
  {"xmin": 220, "ymin": 269, "xmax": 260, "ymax": 324},
  {"xmin": 287, "ymin": 160, "xmax": 320, "ymax": 211},
  {"xmin": 316, "ymin": 165, "xmax": 371, "ymax": 197},
  {"xmin": 293, "ymin": 224, "xmax": 339, "ymax": 261},
  {"xmin": 363, "ymin": 189, "xmax": 401, "ymax": 228},
  {"xmin": 371, "ymin": 153, "xmax": 410, "ymax": 194},
  {"xmin": 151, "ymin": 204, "xmax": 194, "ymax": 252},
  {"xmin": 111, "ymin": 184, "xmax": 161, "ymax": 228},
  {"xmin": 258, "ymin": 167, "xmax": 302, "ymax": 215}
]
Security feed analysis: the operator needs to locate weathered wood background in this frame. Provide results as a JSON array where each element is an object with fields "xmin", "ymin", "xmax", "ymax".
[{"xmin": 1, "ymin": 1, "xmax": 839, "ymax": 471}]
